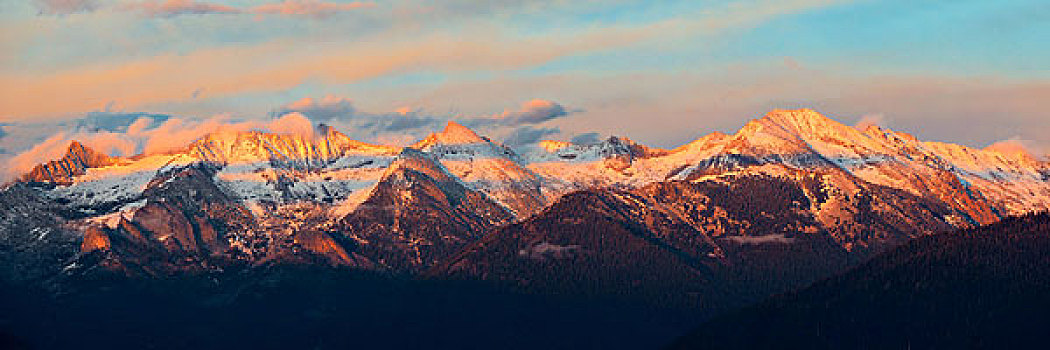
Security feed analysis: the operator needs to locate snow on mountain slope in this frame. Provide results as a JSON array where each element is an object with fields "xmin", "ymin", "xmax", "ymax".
[
  {"xmin": 655, "ymin": 109, "xmax": 1048, "ymax": 221},
  {"xmin": 337, "ymin": 148, "xmax": 515, "ymax": 271},
  {"xmin": 187, "ymin": 125, "xmax": 399, "ymax": 167},
  {"xmin": 12, "ymin": 108, "xmax": 1050, "ymax": 237},
  {"xmin": 6, "ymin": 108, "xmax": 1050, "ymax": 280},
  {"xmin": 30, "ymin": 127, "xmax": 399, "ymax": 224},
  {"xmin": 523, "ymin": 136, "xmax": 669, "ymax": 192},
  {"xmin": 412, "ymin": 121, "xmax": 549, "ymax": 217}
]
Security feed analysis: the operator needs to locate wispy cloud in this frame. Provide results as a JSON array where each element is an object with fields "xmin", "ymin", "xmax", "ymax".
[
  {"xmin": 503, "ymin": 126, "xmax": 561, "ymax": 147},
  {"xmin": 271, "ymin": 95, "xmax": 357, "ymax": 121},
  {"xmin": 0, "ymin": 96, "xmax": 581, "ymax": 181},
  {"xmin": 39, "ymin": 0, "xmax": 374, "ymax": 18},
  {"xmin": 986, "ymin": 137, "xmax": 1049, "ymax": 160},
  {"xmin": 250, "ymin": 0, "xmax": 374, "ymax": 19},
  {"xmin": 269, "ymin": 96, "xmax": 576, "ymax": 146},
  {"xmin": 270, "ymin": 95, "xmax": 443, "ymax": 141},
  {"xmin": 33, "ymin": 0, "xmax": 99, "ymax": 15},
  {"xmin": 569, "ymin": 132, "xmax": 602, "ymax": 145},
  {"xmin": 3, "ymin": 0, "xmax": 843, "ymax": 119},
  {"xmin": 853, "ymin": 113, "xmax": 885, "ymax": 130},
  {"xmin": 466, "ymin": 99, "xmax": 573, "ymax": 128},
  {"xmin": 125, "ymin": 0, "xmax": 240, "ymax": 17}
]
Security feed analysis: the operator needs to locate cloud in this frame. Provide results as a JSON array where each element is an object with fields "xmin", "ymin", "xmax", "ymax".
[
  {"xmin": 74, "ymin": 111, "xmax": 172, "ymax": 133},
  {"xmin": 0, "ymin": 112, "xmax": 333, "ymax": 181},
  {"xmin": 466, "ymin": 99, "xmax": 573, "ymax": 128},
  {"xmin": 986, "ymin": 137, "xmax": 1048, "ymax": 160},
  {"xmin": 271, "ymin": 95, "xmax": 357, "ymax": 121},
  {"xmin": 502, "ymin": 126, "xmax": 560, "ymax": 147},
  {"xmin": 268, "ymin": 96, "xmax": 575, "ymax": 146},
  {"xmin": 124, "ymin": 0, "xmax": 240, "ymax": 17},
  {"xmin": 4, "ymin": 130, "xmax": 140, "ymax": 181},
  {"xmin": 33, "ymin": 0, "xmax": 98, "ymax": 15},
  {"xmin": 782, "ymin": 57, "xmax": 803, "ymax": 70},
  {"xmin": 250, "ymin": 0, "xmax": 373, "ymax": 18},
  {"xmin": 360, "ymin": 113, "xmax": 443, "ymax": 134},
  {"xmin": 853, "ymin": 113, "xmax": 885, "ymax": 130},
  {"xmin": 266, "ymin": 112, "xmax": 316, "ymax": 137},
  {"xmin": 118, "ymin": 0, "xmax": 373, "ymax": 18},
  {"xmin": 270, "ymin": 95, "xmax": 444, "ymax": 143},
  {"xmin": 498, "ymin": 99, "xmax": 571, "ymax": 125},
  {"xmin": 3, "ymin": 0, "xmax": 834, "ymax": 119},
  {"xmin": 570, "ymin": 132, "xmax": 602, "ymax": 145}
]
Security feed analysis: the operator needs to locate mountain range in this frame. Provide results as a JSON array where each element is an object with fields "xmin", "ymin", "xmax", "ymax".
[
  {"xmin": 4, "ymin": 109, "xmax": 1048, "ymax": 283},
  {"xmin": 2, "ymin": 108, "xmax": 1049, "ymax": 348}
]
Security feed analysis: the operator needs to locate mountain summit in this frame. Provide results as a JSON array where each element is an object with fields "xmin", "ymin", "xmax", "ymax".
[
  {"xmin": 414, "ymin": 121, "xmax": 486, "ymax": 147},
  {"xmin": 22, "ymin": 141, "xmax": 116, "ymax": 184}
]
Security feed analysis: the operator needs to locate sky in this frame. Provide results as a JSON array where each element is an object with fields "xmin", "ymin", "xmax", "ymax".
[{"xmin": 1, "ymin": 0, "xmax": 1048, "ymax": 178}]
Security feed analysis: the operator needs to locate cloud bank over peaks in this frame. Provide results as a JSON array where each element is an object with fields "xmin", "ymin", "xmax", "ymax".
[
  {"xmin": 0, "ymin": 112, "xmax": 320, "ymax": 181},
  {"xmin": 1, "ymin": 97, "xmax": 579, "ymax": 181},
  {"xmin": 271, "ymin": 95, "xmax": 357, "ymax": 121},
  {"xmin": 269, "ymin": 96, "xmax": 577, "ymax": 147}
]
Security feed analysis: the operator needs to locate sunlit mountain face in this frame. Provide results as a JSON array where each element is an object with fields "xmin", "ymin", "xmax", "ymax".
[
  {"xmin": 2, "ymin": 108, "xmax": 1048, "ymax": 349},
  {"xmin": 3, "ymin": 1, "xmax": 1049, "ymax": 349}
]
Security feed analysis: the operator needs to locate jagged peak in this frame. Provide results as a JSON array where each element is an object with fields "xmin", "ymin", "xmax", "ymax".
[
  {"xmin": 60, "ymin": 140, "xmax": 112, "ymax": 163},
  {"xmin": 67, "ymin": 140, "xmax": 87, "ymax": 151},
  {"xmin": 21, "ymin": 140, "xmax": 116, "ymax": 183},
  {"xmin": 437, "ymin": 121, "xmax": 485, "ymax": 144},
  {"xmin": 411, "ymin": 120, "xmax": 490, "ymax": 150}
]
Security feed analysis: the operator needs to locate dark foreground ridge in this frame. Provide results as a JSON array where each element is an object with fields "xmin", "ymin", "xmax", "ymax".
[
  {"xmin": 668, "ymin": 212, "xmax": 1050, "ymax": 349},
  {"xmin": 0, "ymin": 267, "xmax": 703, "ymax": 350}
]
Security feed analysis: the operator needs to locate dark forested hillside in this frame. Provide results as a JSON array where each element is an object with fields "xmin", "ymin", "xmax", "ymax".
[
  {"xmin": 668, "ymin": 212, "xmax": 1050, "ymax": 349},
  {"xmin": 430, "ymin": 176, "xmax": 855, "ymax": 310}
]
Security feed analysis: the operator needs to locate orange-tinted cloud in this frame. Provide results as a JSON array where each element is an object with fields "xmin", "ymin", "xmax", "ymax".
[
  {"xmin": 853, "ymin": 113, "xmax": 885, "ymax": 130},
  {"xmin": 250, "ymin": 0, "xmax": 373, "ymax": 18},
  {"xmin": 33, "ymin": 0, "xmax": 98, "ymax": 15},
  {"xmin": 120, "ymin": 0, "xmax": 373, "ymax": 18},
  {"xmin": 124, "ymin": 0, "xmax": 239, "ymax": 17},
  {"xmin": 272, "ymin": 95, "xmax": 356, "ymax": 120},
  {"xmin": 1, "ymin": 0, "xmax": 843, "ymax": 121},
  {"xmin": 986, "ymin": 137, "xmax": 1048, "ymax": 160}
]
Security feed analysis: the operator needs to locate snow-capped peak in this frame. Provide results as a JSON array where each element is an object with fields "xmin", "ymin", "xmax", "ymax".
[
  {"xmin": 740, "ymin": 108, "xmax": 864, "ymax": 145},
  {"xmin": 181, "ymin": 128, "xmax": 398, "ymax": 167},
  {"xmin": 415, "ymin": 121, "xmax": 486, "ymax": 147},
  {"xmin": 525, "ymin": 136, "xmax": 662, "ymax": 163}
]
